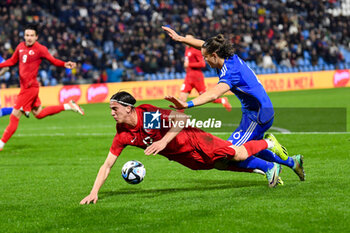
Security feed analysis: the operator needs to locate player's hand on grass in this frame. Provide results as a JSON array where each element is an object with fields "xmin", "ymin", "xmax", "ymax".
[
  {"xmin": 80, "ymin": 193, "xmax": 98, "ymax": 205},
  {"xmin": 144, "ymin": 140, "xmax": 167, "ymax": 155},
  {"xmin": 165, "ymin": 96, "xmax": 187, "ymax": 110},
  {"xmin": 64, "ymin": 61, "xmax": 77, "ymax": 69},
  {"xmin": 162, "ymin": 26, "xmax": 184, "ymax": 42}
]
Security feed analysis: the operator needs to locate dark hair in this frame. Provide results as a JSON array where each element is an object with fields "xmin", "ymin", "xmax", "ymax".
[
  {"xmin": 110, "ymin": 91, "xmax": 136, "ymax": 107},
  {"xmin": 202, "ymin": 34, "xmax": 234, "ymax": 59},
  {"xmin": 24, "ymin": 24, "xmax": 39, "ymax": 35}
]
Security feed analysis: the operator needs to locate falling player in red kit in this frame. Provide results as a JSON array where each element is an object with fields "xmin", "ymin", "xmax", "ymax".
[
  {"xmin": 0, "ymin": 24, "xmax": 84, "ymax": 151},
  {"xmin": 180, "ymin": 33, "xmax": 232, "ymax": 112},
  {"xmin": 80, "ymin": 91, "xmax": 284, "ymax": 205}
]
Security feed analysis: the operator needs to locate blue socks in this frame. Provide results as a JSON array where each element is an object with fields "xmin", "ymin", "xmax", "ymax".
[
  {"xmin": 257, "ymin": 149, "xmax": 294, "ymax": 168},
  {"xmin": 234, "ymin": 156, "xmax": 274, "ymax": 173},
  {"xmin": 0, "ymin": 107, "xmax": 13, "ymax": 117}
]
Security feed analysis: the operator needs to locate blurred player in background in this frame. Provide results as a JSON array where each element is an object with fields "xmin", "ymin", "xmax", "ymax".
[
  {"xmin": 180, "ymin": 32, "xmax": 232, "ymax": 112},
  {"xmin": 0, "ymin": 67, "xmax": 13, "ymax": 117},
  {"xmin": 162, "ymin": 26, "xmax": 304, "ymax": 181},
  {"xmin": 80, "ymin": 91, "xmax": 287, "ymax": 204},
  {"xmin": 0, "ymin": 24, "xmax": 84, "ymax": 151}
]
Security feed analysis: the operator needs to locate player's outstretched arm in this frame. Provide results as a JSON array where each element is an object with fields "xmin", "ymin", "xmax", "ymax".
[
  {"xmin": 80, "ymin": 152, "xmax": 118, "ymax": 205},
  {"xmin": 162, "ymin": 26, "xmax": 205, "ymax": 50},
  {"xmin": 41, "ymin": 46, "xmax": 76, "ymax": 69},
  {"xmin": 0, "ymin": 46, "xmax": 20, "ymax": 68},
  {"xmin": 0, "ymin": 67, "xmax": 9, "ymax": 76},
  {"xmin": 165, "ymin": 83, "xmax": 231, "ymax": 109},
  {"xmin": 189, "ymin": 83, "xmax": 231, "ymax": 107}
]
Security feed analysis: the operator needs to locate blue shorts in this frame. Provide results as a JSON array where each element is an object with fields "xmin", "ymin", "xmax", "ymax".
[{"xmin": 227, "ymin": 113, "xmax": 274, "ymax": 146}]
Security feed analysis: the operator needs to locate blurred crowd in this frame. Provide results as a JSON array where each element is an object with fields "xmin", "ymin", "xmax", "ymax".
[{"xmin": 0, "ymin": 0, "xmax": 349, "ymax": 87}]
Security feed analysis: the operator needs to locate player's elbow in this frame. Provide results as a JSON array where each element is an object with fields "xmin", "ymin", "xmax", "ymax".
[
  {"xmin": 103, "ymin": 161, "xmax": 114, "ymax": 169},
  {"xmin": 99, "ymin": 163, "xmax": 111, "ymax": 177}
]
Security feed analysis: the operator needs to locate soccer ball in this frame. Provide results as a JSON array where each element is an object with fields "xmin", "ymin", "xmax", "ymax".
[{"xmin": 121, "ymin": 160, "xmax": 146, "ymax": 184}]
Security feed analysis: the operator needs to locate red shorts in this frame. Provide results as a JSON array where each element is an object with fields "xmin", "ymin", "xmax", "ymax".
[
  {"xmin": 165, "ymin": 130, "xmax": 235, "ymax": 170},
  {"xmin": 181, "ymin": 75, "xmax": 206, "ymax": 94},
  {"xmin": 14, "ymin": 87, "xmax": 41, "ymax": 112}
]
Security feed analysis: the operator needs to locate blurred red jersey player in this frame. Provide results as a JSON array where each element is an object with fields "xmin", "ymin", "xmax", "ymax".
[
  {"xmin": 179, "ymin": 33, "xmax": 232, "ymax": 112},
  {"xmin": 0, "ymin": 24, "xmax": 84, "ymax": 151}
]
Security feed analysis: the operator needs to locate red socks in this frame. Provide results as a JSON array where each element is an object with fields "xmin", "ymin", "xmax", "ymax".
[
  {"xmin": 243, "ymin": 140, "xmax": 268, "ymax": 156},
  {"xmin": 212, "ymin": 98, "xmax": 222, "ymax": 103},
  {"xmin": 35, "ymin": 105, "xmax": 64, "ymax": 119},
  {"xmin": 1, "ymin": 114, "xmax": 20, "ymax": 143}
]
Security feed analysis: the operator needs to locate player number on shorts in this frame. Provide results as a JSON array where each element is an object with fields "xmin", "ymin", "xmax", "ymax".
[{"xmin": 22, "ymin": 55, "xmax": 27, "ymax": 63}]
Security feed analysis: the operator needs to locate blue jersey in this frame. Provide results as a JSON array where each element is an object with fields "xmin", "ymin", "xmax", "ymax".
[{"xmin": 217, "ymin": 54, "xmax": 274, "ymax": 124}]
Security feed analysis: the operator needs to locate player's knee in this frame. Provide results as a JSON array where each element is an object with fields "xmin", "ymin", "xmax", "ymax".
[
  {"xmin": 33, "ymin": 111, "xmax": 43, "ymax": 119},
  {"xmin": 230, "ymin": 145, "xmax": 248, "ymax": 161},
  {"xmin": 32, "ymin": 108, "xmax": 42, "ymax": 119},
  {"xmin": 11, "ymin": 109, "xmax": 22, "ymax": 118}
]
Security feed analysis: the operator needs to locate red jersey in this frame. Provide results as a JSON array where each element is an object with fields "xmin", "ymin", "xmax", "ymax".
[
  {"xmin": 185, "ymin": 46, "xmax": 205, "ymax": 80},
  {"xmin": 110, "ymin": 104, "xmax": 233, "ymax": 169},
  {"xmin": 0, "ymin": 42, "xmax": 65, "ymax": 88}
]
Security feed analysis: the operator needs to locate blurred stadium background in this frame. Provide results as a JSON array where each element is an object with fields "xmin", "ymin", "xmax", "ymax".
[{"xmin": 0, "ymin": 0, "xmax": 350, "ymax": 86}]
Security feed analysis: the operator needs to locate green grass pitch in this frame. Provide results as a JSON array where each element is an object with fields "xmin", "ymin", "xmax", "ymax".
[{"xmin": 0, "ymin": 88, "xmax": 349, "ymax": 232}]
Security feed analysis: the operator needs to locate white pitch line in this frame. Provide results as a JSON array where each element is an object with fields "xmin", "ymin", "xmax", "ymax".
[{"xmin": 270, "ymin": 126, "xmax": 291, "ymax": 133}]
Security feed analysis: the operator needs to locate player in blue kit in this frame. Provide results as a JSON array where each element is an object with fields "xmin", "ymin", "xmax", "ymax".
[{"xmin": 162, "ymin": 26, "xmax": 304, "ymax": 181}]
